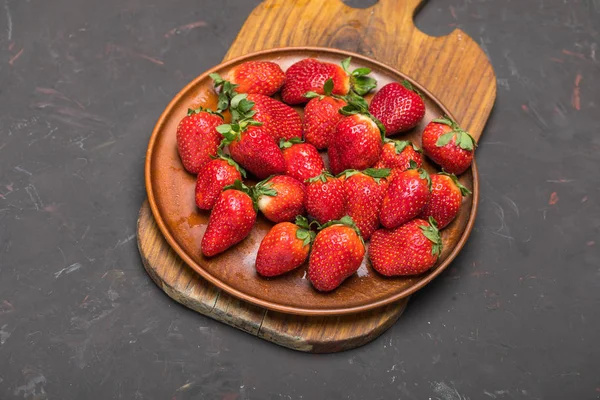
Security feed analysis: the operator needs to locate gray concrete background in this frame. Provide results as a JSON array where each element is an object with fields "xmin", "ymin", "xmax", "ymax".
[{"xmin": 0, "ymin": 0, "xmax": 599, "ymax": 399}]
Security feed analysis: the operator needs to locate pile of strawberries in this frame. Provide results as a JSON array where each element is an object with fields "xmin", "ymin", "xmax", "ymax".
[{"xmin": 176, "ymin": 57, "xmax": 475, "ymax": 292}]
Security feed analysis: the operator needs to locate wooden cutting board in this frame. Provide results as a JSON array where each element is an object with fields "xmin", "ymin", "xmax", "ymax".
[{"xmin": 136, "ymin": 0, "xmax": 496, "ymax": 353}]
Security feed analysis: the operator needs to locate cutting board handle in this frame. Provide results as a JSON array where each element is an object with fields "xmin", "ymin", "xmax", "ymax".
[{"xmin": 225, "ymin": 0, "xmax": 496, "ymax": 141}]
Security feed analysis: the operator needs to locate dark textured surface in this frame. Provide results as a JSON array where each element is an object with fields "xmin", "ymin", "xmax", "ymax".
[{"xmin": 0, "ymin": 0, "xmax": 599, "ymax": 399}]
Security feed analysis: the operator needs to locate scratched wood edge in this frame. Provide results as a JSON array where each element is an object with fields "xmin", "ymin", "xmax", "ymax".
[
  {"xmin": 136, "ymin": 0, "xmax": 497, "ymax": 352},
  {"xmin": 137, "ymin": 200, "xmax": 408, "ymax": 353}
]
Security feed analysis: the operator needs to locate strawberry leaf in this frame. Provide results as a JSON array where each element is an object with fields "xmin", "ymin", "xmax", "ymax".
[
  {"xmin": 209, "ymin": 73, "xmax": 225, "ymax": 86},
  {"xmin": 319, "ymin": 215, "xmax": 364, "ymax": 245},
  {"xmin": 253, "ymin": 178, "xmax": 278, "ymax": 198},
  {"xmin": 351, "ymin": 75, "xmax": 377, "ymax": 96},
  {"xmin": 418, "ymin": 167, "xmax": 432, "ymax": 190},
  {"xmin": 279, "ymin": 137, "xmax": 303, "ymax": 149},
  {"xmin": 435, "ymin": 132, "xmax": 455, "ymax": 147},
  {"xmin": 391, "ymin": 140, "xmax": 411, "ymax": 154},
  {"xmin": 431, "ymin": 117, "xmax": 454, "ymax": 126},
  {"xmin": 420, "ymin": 217, "xmax": 442, "ymax": 257},
  {"xmin": 304, "ymin": 91, "xmax": 322, "ymax": 99},
  {"xmin": 457, "ymin": 131, "xmax": 476, "ymax": 151},
  {"xmin": 307, "ymin": 171, "xmax": 333, "ymax": 184},
  {"xmin": 341, "ymin": 57, "xmax": 352, "ymax": 73},
  {"xmin": 295, "ymin": 215, "xmax": 312, "ymax": 230},
  {"xmin": 216, "ymin": 124, "xmax": 232, "ymax": 134},
  {"xmin": 323, "ymin": 78, "xmax": 334, "ymax": 96},
  {"xmin": 363, "ymin": 168, "xmax": 391, "ymax": 179},
  {"xmin": 352, "ymin": 67, "xmax": 371, "ymax": 77},
  {"xmin": 408, "ymin": 160, "xmax": 418, "ymax": 170},
  {"xmin": 439, "ymin": 172, "xmax": 471, "ymax": 196},
  {"xmin": 338, "ymin": 169, "xmax": 361, "ymax": 179}
]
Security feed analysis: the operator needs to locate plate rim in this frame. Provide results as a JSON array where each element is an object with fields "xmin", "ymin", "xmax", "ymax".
[{"xmin": 145, "ymin": 46, "xmax": 480, "ymax": 316}]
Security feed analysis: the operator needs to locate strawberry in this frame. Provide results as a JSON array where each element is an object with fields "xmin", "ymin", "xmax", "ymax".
[
  {"xmin": 368, "ymin": 81, "xmax": 426, "ymax": 136},
  {"xmin": 195, "ymin": 150, "xmax": 245, "ymax": 210},
  {"xmin": 255, "ymin": 216, "xmax": 316, "ymax": 277},
  {"xmin": 376, "ymin": 140, "xmax": 423, "ymax": 172},
  {"xmin": 176, "ymin": 107, "xmax": 223, "ymax": 174},
  {"xmin": 380, "ymin": 162, "xmax": 431, "ymax": 229},
  {"xmin": 328, "ymin": 96, "xmax": 384, "ymax": 175},
  {"xmin": 419, "ymin": 172, "xmax": 471, "ymax": 229},
  {"xmin": 280, "ymin": 138, "xmax": 325, "ymax": 182},
  {"xmin": 305, "ymin": 172, "xmax": 346, "ymax": 224},
  {"xmin": 281, "ymin": 58, "xmax": 349, "ymax": 105},
  {"xmin": 281, "ymin": 57, "xmax": 376, "ymax": 105},
  {"xmin": 369, "ymin": 217, "xmax": 442, "ymax": 276},
  {"xmin": 303, "ymin": 79, "xmax": 347, "ymax": 149},
  {"xmin": 217, "ymin": 98, "xmax": 286, "ymax": 179},
  {"xmin": 211, "ymin": 61, "xmax": 285, "ymax": 97},
  {"xmin": 340, "ymin": 168, "xmax": 390, "ymax": 240},
  {"xmin": 255, "ymin": 175, "xmax": 306, "ymax": 223},
  {"xmin": 201, "ymin": 180, "xmax": 257, "ymax": 257},
  {"xmin": 245, "ymin": 94, "xmax": 302, "ymax": 142},
  {"xmin": 308, "ymin": 216, "xmax": 365, "ymax": 292},
  {"xmin": 421, "ymin": 116, "xmax": 476, "ymax": 175}
]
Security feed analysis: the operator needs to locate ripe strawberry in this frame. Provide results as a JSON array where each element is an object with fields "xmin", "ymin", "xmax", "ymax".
[
  {"xmin": 419, "ymin": 172, "xmax": 471, "ymax": 229},
  {"xmin": 308, "ymin": 216, "xmax": 366, "ymax": 292},
  {"xmin": 281, "ymin": 58, "xmax": 350, "ymax": 105},
  {"xmin": 368, "ymin": 81, "xmax": 426, "ymax": 136},
  {"xmin": 328, "ymin": 96, "xmax": 384, "ymax": 174},
  {"xmin": 211, "ymin": 61, "xmax": 285, "ymax": 97},
  {"xmin": 341, "ymin": 169, "xmax": 390, "ymax": 240},
  {"xmin": 376, "ymin": 140, "xmax": 423, "ymax": 172},
  {"xmin": 281, "ymin": 57, "xmax": 376, "ymax": 105},
  {"xmin": 280, "ymin": 138, "xmax": 325, "ymax": 182},
  {"xmin": 201, "ymin": 180, "xmax": 257, "ymax": 257},
  {"xmin": 255, "ymin": 216, "xmax": 315, "ymax": 277},
  {"xmin": 421, "ymin": 116, "xmax": 476, "ymax": 175},
  {"xmin": 255, "ymin": 175, "xmax": 306, "ymax": 223},
  {"xmin": 176, "ymin": 108, "xmax": 223, "ymax": 174},
  {"xmin": 369, "ymin": 217, "xmax": 442, "ymax": 276},
  {"xmin": 305, "ymin": 172, "xmax": 346, "ymax": 224},
  {"xmin": 380, "ymin": 163, "xmax": 431, "ymax": 229},
  {"xmin": 218, "ymin": 117, "xmax": 286, "ymax": 180},
  {"xmin": 303, "ymin": 79, "xmax": 347, "ymax": 149},
  {"xmin": 245, "ymin": 94, "xmax": 302, "ymax": 142},
  {"xmin": 195, "ymin": 150, "xmax": 245, "ymax": 210}
]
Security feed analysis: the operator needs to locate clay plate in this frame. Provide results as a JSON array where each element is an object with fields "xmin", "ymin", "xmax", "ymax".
[{"xmin": 145, "ymin": 47, "xmax": 478, "ymax": 316}]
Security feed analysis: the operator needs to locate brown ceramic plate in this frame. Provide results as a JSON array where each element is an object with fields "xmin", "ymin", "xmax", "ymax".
[{"xmin": 145, "ymin": 47, "xmax": 478, "ymax": 316}]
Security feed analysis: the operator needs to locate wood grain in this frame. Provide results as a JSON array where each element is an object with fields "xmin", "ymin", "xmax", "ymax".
[
  {"xmin": 136, "ymin": 0, "xmax": 495, "ymax": 352},
  {"xmin": 138, "ymin": 201, "xmax": 408, "ymax": 352}
]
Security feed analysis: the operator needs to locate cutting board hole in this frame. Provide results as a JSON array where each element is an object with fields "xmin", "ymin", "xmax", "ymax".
[
  {"xmin": 413, "ymin": 0, "xmax": 456, "ymax": 37},
  {"xmin": 342, "ymin": 0, "xmax": 378, "ymax": 9}
]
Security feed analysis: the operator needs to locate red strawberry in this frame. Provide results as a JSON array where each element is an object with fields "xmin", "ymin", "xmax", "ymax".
[
  {"xmin": 308, "ymin": 216, "xmax": 365, "ymax": 292},
  {"xmin": 421, "ymin": 116, "xmax": 476, "ymax": 175},
  {"xmin": 195, "ymin": 151, "xmax": 245, "ymax": 210},
  {"xmin": 255, "ymin": 175, "xmax": 306, "ymax": 223},
  {"xmin": 211, "ymin": 61, "xmax": 285, "ymax": 97},
  {"xmin": 176, "ymin": 108, "xmax": 223, "ymax": 174},
  {"xmin": 281, "ymin": 58, "xmax": 350, "ymax": 105},
  {"xmin": 380, "ymin": 163, "xmax": 431, "ymax": 229},
  {"xmin": 305, "ymin": 172, "xmax": 346, "ymax": 224},
  {"xmin": 245, "ymin": 94, "xmax": 302, "ymax": 142},
  {"xmin": 255, "ymin": 216, "xmax": 315, "ymax": 277},
  {"xmin": 218, "ymin": 119, "xmax": 286, "ymax": 180},
  {"xmin": 328, "ymin": 96, "xmax": 384, "ymax": 174},
  {"xmin": 303, "ymin": 79, "xmax": 347, "ymax": 149},
  {"xmin": 280, "ymin": 138, "xmax": 325, "ymax": 182},
  {"xmin": 376, "ymin": 140, "xmax": 423, "ymax": 171},
  {"xmin": 419, "ymin": 173, "xmax": 471, "ymax": 228},
  {"xmin": 341, "ymin": 169, "xmax": 390, "ymax": 240},
  {"xmin": 201, "ymin": 180, "xmax": 257, "ymax": 257},
  {"xmin": 369, "ymin": 217, "xmax": 442, "ymax": 276},
  {"xmin": 368, "ymin": 81, "xmax": 426, "ymax": 136}
]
